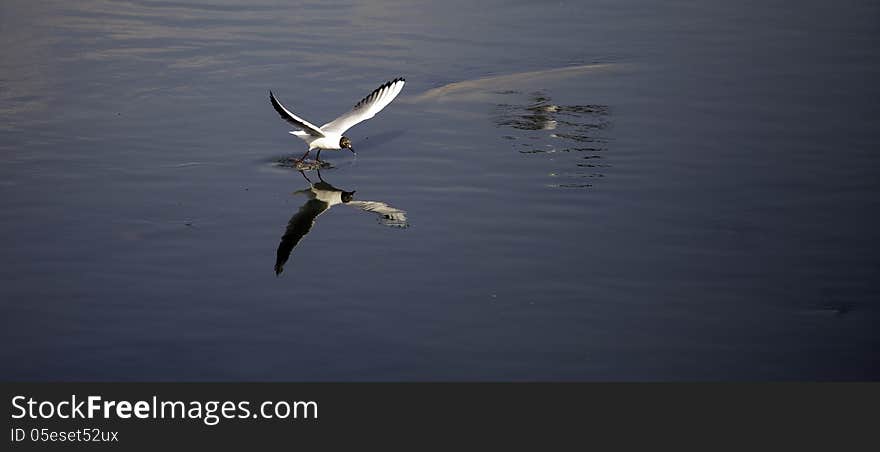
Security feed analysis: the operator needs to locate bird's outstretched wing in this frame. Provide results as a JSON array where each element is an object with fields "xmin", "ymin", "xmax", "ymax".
[
  {"xmin": 348, "ymin": 200, "xmax": 408, "ymax": 228},
  {"xmin": 269, "ymin": 91, "xmax": 325, "ymax": 137},
  {"xmin": 321, "ymin": 78, "xmax": 405, "ymax": 135}
]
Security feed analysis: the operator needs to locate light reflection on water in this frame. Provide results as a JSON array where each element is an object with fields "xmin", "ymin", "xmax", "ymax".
[{"xmin": 495, "ymin": 92, "xmax": 612, "ymax": 188}]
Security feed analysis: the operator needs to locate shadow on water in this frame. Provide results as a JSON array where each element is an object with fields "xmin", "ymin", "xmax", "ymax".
[
  {"xmin": 495, "ymin": 92, "xmax": 612, "ymax": 188},
  {"xmin": 274, "ymin": 170, "xmax": 408, "ymax": 276}
]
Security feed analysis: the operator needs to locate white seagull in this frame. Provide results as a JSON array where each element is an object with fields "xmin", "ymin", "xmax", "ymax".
[{"xmin": 269, "ymin": 78, "xmax": 406, "ymax": 161}]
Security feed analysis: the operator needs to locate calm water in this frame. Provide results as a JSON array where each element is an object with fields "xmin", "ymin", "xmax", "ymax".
[{"xmin": 1, "ymin": 0, "xmax": 878, "ymax": 380}]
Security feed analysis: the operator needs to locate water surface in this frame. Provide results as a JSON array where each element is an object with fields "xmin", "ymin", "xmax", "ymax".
[{"xmin": 1, "ymin": 0, "xmax": 878, "ymax": 380}]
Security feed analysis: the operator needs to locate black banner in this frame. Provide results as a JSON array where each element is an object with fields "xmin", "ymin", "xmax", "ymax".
[{"xmin": 2, "ymin": 383, "xmax": 877, "ymax": 449}]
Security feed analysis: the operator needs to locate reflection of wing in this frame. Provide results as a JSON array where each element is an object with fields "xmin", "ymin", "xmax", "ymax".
[
  {"xmin": 321, "ymin": 78, "xmax": 405, "ymax": 134},
  {"xmin": 348, "ymin": 201, "xmax": 408, "ymax": 228},
  {"xmin": 269, "ymin": 91, "xmax": 325, "ymax": 137},
  {"xmin": 275, "ymin": 199, "xmax": 329, "ymax": 275}
]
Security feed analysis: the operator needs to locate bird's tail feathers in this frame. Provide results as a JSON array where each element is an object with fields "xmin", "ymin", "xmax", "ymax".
[{"xmin": 289, "ymin": 130, "xmax": 315, "ymax": 145}]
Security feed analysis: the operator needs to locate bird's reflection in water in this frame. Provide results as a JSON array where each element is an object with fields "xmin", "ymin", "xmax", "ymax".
[{"xmin": 275, "ymin": 170, "xmax": 408, "ymax": 276}]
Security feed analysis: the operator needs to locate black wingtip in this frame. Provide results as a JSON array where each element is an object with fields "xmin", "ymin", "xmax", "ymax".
[{"xmin": 383, "ymin": 77, "xmax": 405, "ymax": 86}]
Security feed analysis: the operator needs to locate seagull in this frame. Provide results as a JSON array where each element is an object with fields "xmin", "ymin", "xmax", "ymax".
[
  {"xmin": 269, "ymin": 78, "xmax": 406, "ymax": 162},
  {"xmin": 274, "ymin": 171, "xmax": 408, "ymax": 275}
]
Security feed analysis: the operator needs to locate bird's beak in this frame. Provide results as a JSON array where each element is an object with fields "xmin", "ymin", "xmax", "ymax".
[{"xmin": 348, "ymin": 146, "xmax": 356, "ymax": 155}]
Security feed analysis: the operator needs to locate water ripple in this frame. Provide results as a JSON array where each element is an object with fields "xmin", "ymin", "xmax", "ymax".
[{"xmin": 494, "ymin": 91, "xmax": 612, "ymax": 188}]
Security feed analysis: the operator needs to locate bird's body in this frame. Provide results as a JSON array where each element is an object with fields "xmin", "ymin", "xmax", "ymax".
[
  {"xmin": 290, "ymin": 131, "xmax": 343, "ymax": 151},
  {"xmin": 270, "ymin": 78, "xmax": 406, "ymax": 160}
]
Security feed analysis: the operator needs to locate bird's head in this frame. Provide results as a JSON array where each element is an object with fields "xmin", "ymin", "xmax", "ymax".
[
  {"xmin": 341, "ymin": 190, "xmax": 356, "ymax": 203},
  {"xmin": 339, "ymin": 136, "xmax": 354, "ymax": 154}
]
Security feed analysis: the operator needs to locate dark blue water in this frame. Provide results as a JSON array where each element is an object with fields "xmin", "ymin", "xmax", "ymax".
[{"xmin": 1, "ymin": 0, "xmax": 878, "ymax": 380}]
